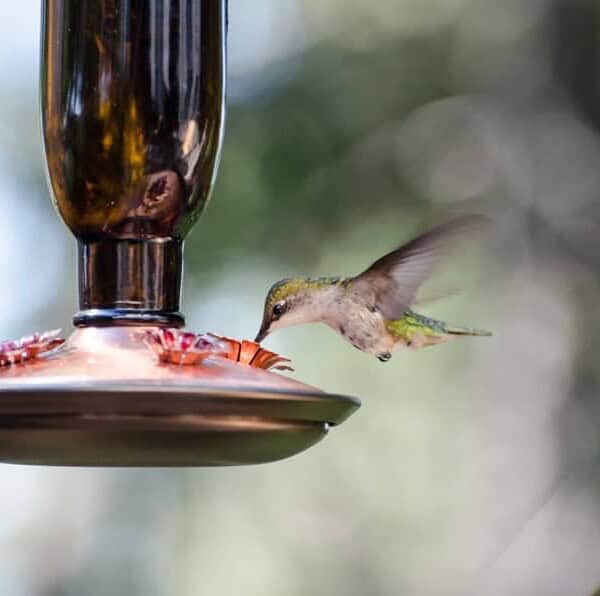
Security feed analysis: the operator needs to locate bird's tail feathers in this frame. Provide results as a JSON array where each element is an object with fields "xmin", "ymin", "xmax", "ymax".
[{"xmin": 444, "ymin": 324, "xmax": 492, "ymax": 337}]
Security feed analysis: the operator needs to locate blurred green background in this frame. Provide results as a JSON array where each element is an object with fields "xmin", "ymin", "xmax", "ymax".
[{"xmin": 2, "ymin": 0, "xmax": 600, "ymax": 594}]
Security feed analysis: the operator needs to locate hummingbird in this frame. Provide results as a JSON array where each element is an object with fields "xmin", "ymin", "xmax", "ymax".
[{"xmin": 254, "ymin": 216, "xmax": 491, "ymax": 362}]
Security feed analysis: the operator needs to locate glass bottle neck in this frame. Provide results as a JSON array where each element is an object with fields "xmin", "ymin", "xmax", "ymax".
[{"xmin": 74, "ymin": 238, "xmax": 184, "ymax": 328}]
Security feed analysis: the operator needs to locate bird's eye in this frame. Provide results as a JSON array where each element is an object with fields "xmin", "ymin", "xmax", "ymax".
[{"xmin": 272, "ymin": 303, "xmax": 285, "ymax": 318}]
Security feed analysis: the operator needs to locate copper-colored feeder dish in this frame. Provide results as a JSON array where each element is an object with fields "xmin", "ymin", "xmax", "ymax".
[
  {"xmin": 0, "ymin": 0, "xmax": 360, "ymax": 466},
  {"xmin": 0, "ymin": 328, "xmax": 359, "ymax": 466}
]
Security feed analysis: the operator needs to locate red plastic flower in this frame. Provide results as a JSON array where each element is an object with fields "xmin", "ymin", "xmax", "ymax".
[
  {"xmin": 0, "ymin": 329, "xmax": 65, "ymax": 367},
  {"xmin": 144, "ymin": 329, "xmax": 228, "ymax": 365},
  {"xmin": 144, "ymin": 329, "xmax": 293, "ymax": 371}
]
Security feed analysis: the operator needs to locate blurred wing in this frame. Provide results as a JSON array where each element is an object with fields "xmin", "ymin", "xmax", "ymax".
[{"xmin": 349, "ymin": 215, "xmax": 486, "ymax": 319}]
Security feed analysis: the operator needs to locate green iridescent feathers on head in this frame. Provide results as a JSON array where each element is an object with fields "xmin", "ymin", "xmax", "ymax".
[{"xmin": 265, "ymin": 276, "xmax": 349, "ymax": 309}]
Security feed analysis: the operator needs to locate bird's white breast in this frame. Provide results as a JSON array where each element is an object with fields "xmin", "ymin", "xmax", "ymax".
[{"xmin": 324, "ymin": 293, "xmax": 394, "ymax": 355}]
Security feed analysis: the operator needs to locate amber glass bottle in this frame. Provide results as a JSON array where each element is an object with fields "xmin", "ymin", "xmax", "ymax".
[{"xmin": 41, "ymin": 1, "xmax": 227, "ymax": 326}]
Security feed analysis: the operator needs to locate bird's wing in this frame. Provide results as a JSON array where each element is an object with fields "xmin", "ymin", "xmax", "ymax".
[{"xmin": 348, "ymin": 215, "xmax": 486, "ymax": 320}]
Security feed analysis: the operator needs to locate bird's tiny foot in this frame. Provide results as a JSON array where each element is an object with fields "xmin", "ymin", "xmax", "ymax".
[{"xmin": 377, "ymin": 352, "xmax": 392, "ymax": 362}]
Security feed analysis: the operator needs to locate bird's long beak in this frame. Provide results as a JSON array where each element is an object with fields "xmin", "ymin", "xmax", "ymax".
[{"xmin": 254, "ymin": 324, "xmax": 269, "ymax": 344}]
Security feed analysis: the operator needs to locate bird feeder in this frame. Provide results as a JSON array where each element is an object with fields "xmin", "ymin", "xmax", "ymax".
[{"xmin": 0, "ymin": 0, "xmax": 359, "ymax": 466}]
